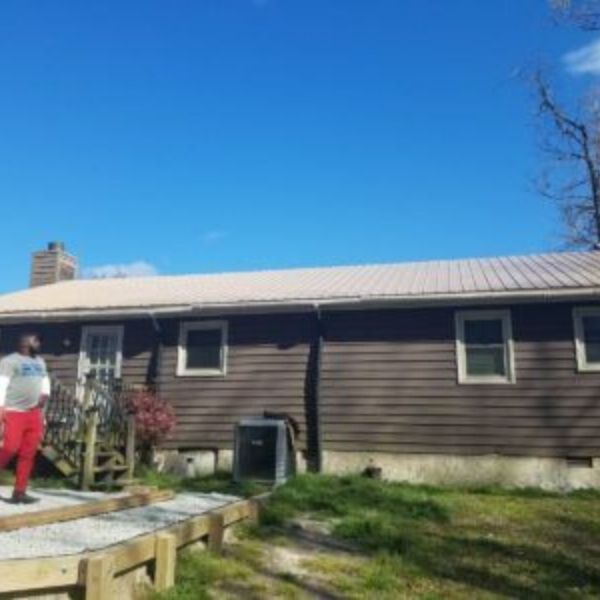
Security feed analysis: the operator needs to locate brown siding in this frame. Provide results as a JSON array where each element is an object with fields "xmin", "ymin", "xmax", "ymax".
[
  {"xmin": 0, "ymin": 320, "xmax": 155, "ymax": 388},
  {"xmin": 2, "ymin": 300, "xmax": 598, "ymax": 460},
  {"xmin": 156, "ymin": 314, "xmax": 314, "ymax": 451},
  {"xmin": 320, "ymin": 303, "xmax": 600, "ymax": 457}
]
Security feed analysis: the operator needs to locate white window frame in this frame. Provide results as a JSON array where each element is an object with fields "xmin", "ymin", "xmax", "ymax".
[
  {"xmin": 573, "ymin": 307, "xmax": 600, "ymax": 372},
  {"xmin": 455, "ymin": 309, "xmax": 515, "ymax": 385},
  {"xmin": 177, "ymin": 320, "xmax": 228, "ymax": 377}
]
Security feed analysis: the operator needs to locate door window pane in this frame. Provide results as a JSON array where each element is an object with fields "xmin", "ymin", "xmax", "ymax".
[{"xmin": 84, "ymin": 330, "xmax": 122, "ymax": 387}]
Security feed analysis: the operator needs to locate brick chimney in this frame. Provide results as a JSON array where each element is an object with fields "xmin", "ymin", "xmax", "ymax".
[{"xmin": 30, "ymin": 242, "xmax": 78, "ymax": 287}]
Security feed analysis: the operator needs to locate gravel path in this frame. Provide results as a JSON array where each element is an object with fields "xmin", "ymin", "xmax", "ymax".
[{"xmin": 0, "ymin": 486, "xmax": 238, "ymax": 560}]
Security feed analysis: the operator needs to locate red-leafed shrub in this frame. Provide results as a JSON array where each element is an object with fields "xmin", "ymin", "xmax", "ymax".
[{"xmin": 126, "ymin": 390, "xmax": 176, "ymax": 464}]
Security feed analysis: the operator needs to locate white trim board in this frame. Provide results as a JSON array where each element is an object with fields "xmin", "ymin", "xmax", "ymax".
[
  {"xmin": 455, "ymin": 309, "xmax": 515, "ymax": 385},
  {"xmin": 176, "ymin": 320, "xmax": 228, "ymax": 377},
  {"xmin": 573, "ymin": 306, "xmax": 600, "ymax": 372}
]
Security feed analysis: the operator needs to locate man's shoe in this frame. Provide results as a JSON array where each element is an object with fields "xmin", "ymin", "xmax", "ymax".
[{"xmin": 8, "ymin": 491, "xmax": 39, "ymax": 504}]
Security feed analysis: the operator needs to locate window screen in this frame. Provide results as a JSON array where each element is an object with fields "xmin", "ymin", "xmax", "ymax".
[
  {"xmin": 185, "ymin": 328, "xmax": 223, "ymax": 371},
  {"xmin": 463, "ymin": 318, "xmax": 507, "ymax": 378}
]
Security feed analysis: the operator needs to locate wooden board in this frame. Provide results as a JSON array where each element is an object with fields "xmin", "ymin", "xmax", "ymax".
[
  {"xmin": 0, "ymin": 493, "xmax": 268, "ymax": 594},
  {"xmin": 0, "ymin": 488, "xmax": 175, "ymax": 532}
]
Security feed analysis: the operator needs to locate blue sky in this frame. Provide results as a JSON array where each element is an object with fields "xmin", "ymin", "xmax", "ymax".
[{"xmin": 0, "ymin": 1, "xmax": 596, "ymax": 292}]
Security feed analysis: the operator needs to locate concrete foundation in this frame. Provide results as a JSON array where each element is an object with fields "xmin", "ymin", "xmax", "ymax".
[
  {"xmin": 158, "ymin": 450, "xmax": 219, "ymax": 478},
  {"xmin": 322, "ymin": 451, "xmax": 600, "ymax": 491},
  {"xmin": 157, "ymin": 448, "xmax": 308, "ymax": 478},
  {"xmin": 157, "ymin": 448, "xmax": 600, "ymax": 490}
]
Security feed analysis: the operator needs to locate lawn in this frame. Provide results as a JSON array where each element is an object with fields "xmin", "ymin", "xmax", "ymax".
[{"xmin": 153, "ymin": 473, "xmax": 600, "ymax": 600}]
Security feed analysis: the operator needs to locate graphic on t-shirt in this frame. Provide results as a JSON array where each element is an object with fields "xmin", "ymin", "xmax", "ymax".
[{"xmin": 19, "ymin": 363, "xmax": 45, "ymax": 377}]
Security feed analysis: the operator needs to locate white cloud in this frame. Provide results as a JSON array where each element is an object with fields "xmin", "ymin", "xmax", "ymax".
[
  {"xmin": 201, "ymin": 230, "xmax": 226, "ymax": 245},
  {"xmin": 564, "ymin": 39, "xmax": 600, "ymax": 75},
  {"xmin": 83, "ymin": 261, "xmax": 159, "ymax": 279}
]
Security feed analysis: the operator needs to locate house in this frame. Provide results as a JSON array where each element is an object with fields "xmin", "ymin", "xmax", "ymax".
[{"xmin": 2, "ymin": 242, "xmax": 600, "ymax": 489}]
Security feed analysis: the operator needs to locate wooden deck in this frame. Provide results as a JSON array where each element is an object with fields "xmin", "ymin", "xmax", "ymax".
[{"xmin": 0, "ymin": 488, "xmax": 265, "ymax": 599}]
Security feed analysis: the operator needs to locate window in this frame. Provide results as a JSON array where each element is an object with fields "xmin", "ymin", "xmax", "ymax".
[
  {"xmin": 573, "ymin": 307, "xmax": 600, "ymax": 372},
  {"xmin": 455, "ymin": 310, "xmax": 515, "ymax": 384},
  {"xmin": 78, "ymin": 325, "xmax": 124, "ymax": 395},
  {"xmin": 177, "ymin": 321, "xmax": 228, "ymax": 376}
]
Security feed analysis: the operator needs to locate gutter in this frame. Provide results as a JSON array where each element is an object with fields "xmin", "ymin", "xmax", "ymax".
[{"xmin": 2, "ymin": 287, "xmax": 600, "ymax": 322}]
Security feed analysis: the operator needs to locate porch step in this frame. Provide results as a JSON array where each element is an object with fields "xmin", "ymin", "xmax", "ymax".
[
  {"xmin": 40, "ymin": 445, "xmax": 77, "ymax": 478},
  {"xmin": 93, "ymin": 464, "xmax": 129, "ymax": 474},
  {"xmin": 44, "ymin": 376, "xmax": 138, "ymax": 490},
  {"xmin": 95, "ymin": 451, "xmax": 118, "ymax": 458}
]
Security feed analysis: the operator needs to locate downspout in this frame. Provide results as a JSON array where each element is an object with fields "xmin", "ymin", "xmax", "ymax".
[
  {"xmin": 147, "ymin": 311, "xmax": 163, "ymax": 390},
  {"xmin": 310, "ymin": 304, "xmax": 325, "ymax": 473}
]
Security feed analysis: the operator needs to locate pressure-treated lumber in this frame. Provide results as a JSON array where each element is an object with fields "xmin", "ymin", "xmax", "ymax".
[
  {"xmin": 85, "ymin": 554, "xmax": 115, "ymax": 600},
  {"xmin": 0, "ymin": 493, "xmax": 269, "ymax": 595},
  {"xmin": 81, "ymin": 410, "xmax": 99, "ymax": 491},
  {"xmin": 0, "ymin": 488, "xmax": 175, "ymax": 532},
  {"xmin": 155, "ymin": 533, "xmax": 177, "ymax": 590},
  {"xmin": 247, "ymin": 499, "xmax": 260, "ymax": 523},
  {"xmin": 0, "ymin": 555, "xmax": 81, "ymax": 592},
  {"xmin": 207, "ymin": 512, "xmax": 225, "ymax": 554},
  {"xmin": 221, "ymin": 500, "xmax": 252, "ymax": 526},
  {"xmin": 126, "ymin": 414, "xmax": 136, "ymax": 480}
]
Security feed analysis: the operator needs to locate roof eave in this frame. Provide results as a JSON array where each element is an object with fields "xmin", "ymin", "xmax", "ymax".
[{"xmin": 1, "ymin": 287, "xmax": 600, "ymax": 323}]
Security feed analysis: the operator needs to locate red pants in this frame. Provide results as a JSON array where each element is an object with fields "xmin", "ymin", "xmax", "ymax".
[{"xmin": 0, "ymin": 409, "xmax": 44, "ymax": 493}]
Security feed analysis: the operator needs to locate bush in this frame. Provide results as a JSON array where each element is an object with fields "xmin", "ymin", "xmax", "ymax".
[{"xmin": 126, "ymin": 390, "xmax": 176, "ymax": 463}]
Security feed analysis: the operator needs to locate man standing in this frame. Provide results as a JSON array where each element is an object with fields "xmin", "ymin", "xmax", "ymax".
[{"xmin": 0, "ymin": 333, "xmax": 50, "ymax": 504}]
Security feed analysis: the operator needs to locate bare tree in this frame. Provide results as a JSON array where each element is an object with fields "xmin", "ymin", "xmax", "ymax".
[
  {"xmin": 533, "ymin": 72, "xmax": 600, "ymax": 247},
  {"xmin": 533, "ymin": 0, "xmax": 600, "ymax": 247},
  {"xmin": 551, "ymin": 0, "xmax": 600, "ymax": 30}
]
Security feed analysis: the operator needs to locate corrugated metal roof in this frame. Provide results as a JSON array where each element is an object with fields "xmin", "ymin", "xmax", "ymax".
[{"xmin": 1, "ymin": 251, "xmax": 600, "ymax": 319}]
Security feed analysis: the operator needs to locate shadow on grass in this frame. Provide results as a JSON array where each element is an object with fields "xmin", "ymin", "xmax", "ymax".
[
  {"xmin": 255, "ymin": 474, "xmax": 600, "ymax": 598},
  {"xmin": 261, "ymin": 473, "xmax": 450, "ymax": 527},
  {"xmin": 404, "ymin": 530, "xmax": 600, "ymax": 600}
]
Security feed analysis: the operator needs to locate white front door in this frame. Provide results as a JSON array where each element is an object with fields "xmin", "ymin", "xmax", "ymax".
[{"xmin": 78, "ymin": 325, "xmax": 124, "ymax": 392}]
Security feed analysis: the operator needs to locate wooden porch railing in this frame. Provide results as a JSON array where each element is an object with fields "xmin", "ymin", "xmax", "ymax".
[{"xmin": 42, "ymin": 375, "xmax": 139, "ymax": 489}]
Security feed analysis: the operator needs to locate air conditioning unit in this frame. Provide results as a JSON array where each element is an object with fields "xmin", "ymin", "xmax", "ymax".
[{"xmin": 233, "ymin": 418, "xmax": 296, "ymax": 485}]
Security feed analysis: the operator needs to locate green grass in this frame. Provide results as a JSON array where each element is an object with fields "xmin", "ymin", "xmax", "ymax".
[
  {"xmin": 262, "ymin": 475, "xmax": 600, "ymax": 599},
  {"xmin": 137, "ymin": 467, "xmax": 269, "ymax": 498},
  {"xmin": 150, "ymin": 541, "xmax": 302, "ymax": 600},
  {"xmin": 8, "ymin": 465, "xmax": 598, "ymax": 599},
  {"xmin": 149, "ymin": 548, "xmax": 254, "ymax": 600},
  {"xmin": 154, "ymin": 474, "xmax": 600, "ymax": 599}
]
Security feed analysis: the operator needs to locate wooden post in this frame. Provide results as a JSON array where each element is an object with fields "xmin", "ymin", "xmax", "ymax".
[
  {"xmin": 154, "ymin": 533, "xmax": 177, "ymax": 591},
  {"xmin": 85, "ymin": 554, "xmax": 115, "ymax": 600},
  {"xmin": 82, "ymin": 373, "xmax": 95, "ymax": 410},
  {"xmin": 81, "ymin": 411, "xmax": 99, "ymax": 491},
  {"xmin": 207, "ymin": 512, "xmax": 225, "ymax": 554},
  {"xmin": 247, "ymin": 499, "xmax": 260, "ymax": 524},
  {"xmin": 125, "ymin": 414, "xmax": 136, "ymax": 480}
]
